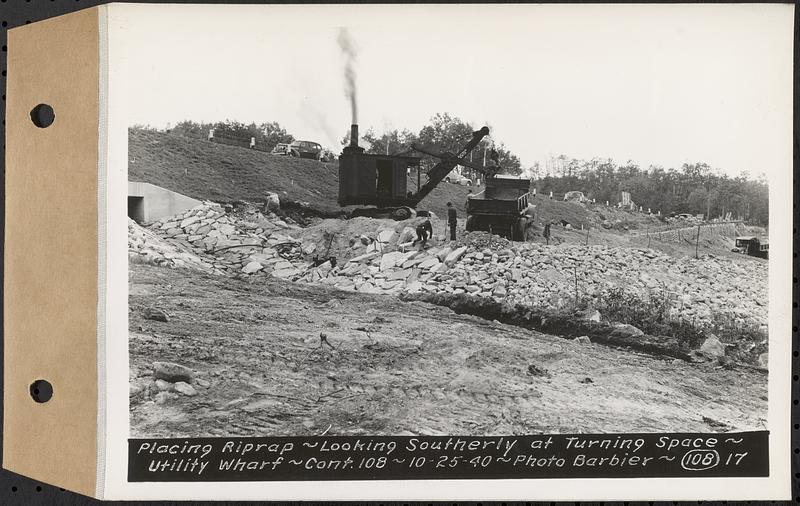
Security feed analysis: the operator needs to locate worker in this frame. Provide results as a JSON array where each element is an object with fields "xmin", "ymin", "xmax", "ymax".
[
  {"xmin": 543, "ymin": 222, "xmax": 551, "ymax": 245},
  {"xmin": 446, "ymin": 202, "xmax": 457, "ymax": 241},
  {"xmin": 413, "ymin": 218, "xmax": 433, "ymax": 248},
  {"xmin": 521, "ymin": 204, "xmax": 536, "ymax": 241}
]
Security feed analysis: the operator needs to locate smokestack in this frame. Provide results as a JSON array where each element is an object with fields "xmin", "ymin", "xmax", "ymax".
[{"xmin": 342, "ymin": 123, "xmax": 363, "ymax": 155}]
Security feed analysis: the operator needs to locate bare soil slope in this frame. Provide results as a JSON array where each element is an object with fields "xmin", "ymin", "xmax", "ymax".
[
  {"xmin": 128, "ymin": 128, "xmax": 473, "ymax": 218},
  {"xmin": 129, "ymin": 263, "xmax": 766, "ymax": 437}
]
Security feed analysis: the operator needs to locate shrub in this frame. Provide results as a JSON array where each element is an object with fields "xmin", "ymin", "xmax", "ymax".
[{"xmin": 594, "ymin": 285, "xmax": 765, "ymax": 356}]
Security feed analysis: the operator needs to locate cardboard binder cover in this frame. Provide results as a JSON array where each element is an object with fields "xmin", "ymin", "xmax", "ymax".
[{"xmin": 4, "ymin": 6, "xmax": 101, "ymax": 497}]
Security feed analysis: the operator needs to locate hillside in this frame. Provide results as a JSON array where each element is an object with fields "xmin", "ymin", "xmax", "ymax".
[{"xmin": 128, "ymin": 128, "xmax": 473, "ymax": 218}]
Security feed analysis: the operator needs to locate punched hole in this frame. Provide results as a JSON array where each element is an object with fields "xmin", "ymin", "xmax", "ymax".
[
  {"xmin": 29, "ymin": 379, "xmax": 53, "ymax": 403},
  {"xmin": 30, "ymin": 104, "xmax": 55, "ymax": 128}
]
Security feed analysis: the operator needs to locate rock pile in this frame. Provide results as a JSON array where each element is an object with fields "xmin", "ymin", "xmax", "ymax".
[
  {"xmin": 128, "ymin": 218, "xmax": 216, "ymax": 272},
  {"xmin": 130, "ymin": 361, "xmax": 208, "ymax": 405},
  {"xmin": 300, "ymin": 239, "xmax": 767, "ymax": 329},
  {"xmin": 129, "ymin": 203, "xmax": 767, "ymax": 330},
  {"xmin": 131, "ymin": 202, "xmax": 311, "ymax": 278}
]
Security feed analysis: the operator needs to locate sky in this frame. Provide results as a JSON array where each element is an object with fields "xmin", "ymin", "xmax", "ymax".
[{"xmin": 114, "ymin": 3, "xmax": 793, "ymax": 180}]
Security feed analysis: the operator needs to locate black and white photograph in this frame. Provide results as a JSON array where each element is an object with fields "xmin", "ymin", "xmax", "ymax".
[
  {"xmin": 116, "ymin": 3, "xmax": 790, "ymax": 493},
  {"xmin": 2, "ymin": 2, "xmax": 794, "ymax": 501}
]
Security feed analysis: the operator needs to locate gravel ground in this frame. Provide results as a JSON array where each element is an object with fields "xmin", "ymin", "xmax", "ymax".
[{"xmin": 129, "ymin": 263, "xmax": 767, "ymax": 438}]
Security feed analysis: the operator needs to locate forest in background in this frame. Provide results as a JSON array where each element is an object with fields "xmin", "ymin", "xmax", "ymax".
[{"xmin": 532, "ymin": 158, "xmax": 768, "ymax": 225}]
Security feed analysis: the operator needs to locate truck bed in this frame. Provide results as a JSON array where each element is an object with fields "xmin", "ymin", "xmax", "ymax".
[{"xmin": 467, "ymin": 192, "xmax": 529, "ymax": 216}]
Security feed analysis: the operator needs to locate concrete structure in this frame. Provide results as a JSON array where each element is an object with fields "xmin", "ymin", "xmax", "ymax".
[{"xmin": 128, "ymin": 182, "xmax": 201, "ymax": 224}]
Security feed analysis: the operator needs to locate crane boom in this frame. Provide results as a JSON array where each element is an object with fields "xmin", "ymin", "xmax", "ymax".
[{"xmin": 409, "ymin": 126, "xmax": 493, "ymax": 203}]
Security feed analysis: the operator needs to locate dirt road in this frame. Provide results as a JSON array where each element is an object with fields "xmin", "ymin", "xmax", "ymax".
[{"xmin": 130, "ymin": 263, "xmax": 767, "ymax": 437}]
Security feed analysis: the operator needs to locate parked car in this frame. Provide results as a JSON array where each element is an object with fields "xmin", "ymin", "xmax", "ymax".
[
  {"xmin": 289, "ymin": 140, "xmax": 323, "ymax": 160},
  {"xmin": 271, "ymin": 143, "xmax": 291, "ymax": 156},
  {"xmin": 563, "ymin": 190, "xmax": 588, "ymax": 203},
  {"xmin": 445, "ymin": 170, "xmax": 472, "ymax": 186}
]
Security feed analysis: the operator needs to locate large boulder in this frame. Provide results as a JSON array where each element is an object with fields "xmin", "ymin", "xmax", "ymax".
[
  {"xmin": 349, "ymin": 252, "xmax": 380, "ymax": 263},
  {"xmin": 418, "ymin": 257, "xmax": 440, "ymax": 270},
  {"xmin": 264, "ymin": 192, "xmax": 280, "ymax": 211},
  {"xmin": 273, "ymin": 267, "xmax": 300, "ymax": 279},
  {"xmin": 609, "ymin": 323, "xmax": 644, "ymax": 339},
  {"xmin": 699, "ymin": 334, "xmax": 725, "ymax": 359},
  {"xmin": 218, "ymin": 223, "xmax": 236, "ymax": 236},
  {"xmin": 377, "ymin": 229, "xmax": 396, "ymax": 244},
  {"xmin": 444, "ymin": 246, "xmax": 467, "ymax": 266},
  {"xmin": 173, "ymin": 381, "xmax": 198, "ymax": 397},
  {"xmin": 144, "ymin": 307, "xmax": 170, "ymax": 322},
  {"xmin": 180, "ymin": 215, "xmax": 201, "ymax": 229},
  {"xmin": 398, "ymin": 227, "xmax": 416, "ymax": 244},
  {"xmin": 242, "ymin": 261, "xmax": 263, "ymax": 274},
  {"xmin": 153, "ymin": 362, "xmax": 194, "ymax": 383},
  {"xmin": 380, "ymin": 251, "xmax": 405, "ymax": 271}
]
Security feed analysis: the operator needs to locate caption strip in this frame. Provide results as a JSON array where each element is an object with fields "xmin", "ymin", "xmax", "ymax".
[{"xmin": 129, "ymin": 431, "xmax": 767, "ymax": 481}]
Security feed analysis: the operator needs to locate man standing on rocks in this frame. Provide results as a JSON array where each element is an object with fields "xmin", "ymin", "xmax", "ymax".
[{"xmin": 446, "ymin": 202, "xmax": 457, "ymax": 241}]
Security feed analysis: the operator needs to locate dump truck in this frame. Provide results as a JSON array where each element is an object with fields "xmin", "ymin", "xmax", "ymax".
[
  {"xmin": 732, "ymin": 236, "xmax": 769, "ymax": 259},
  {"xmin": 465, "ymin": 176, "xmax": 531, "ymax": 241}
]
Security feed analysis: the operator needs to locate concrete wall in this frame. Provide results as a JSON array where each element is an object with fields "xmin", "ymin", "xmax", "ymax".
[{"xmin": 128, "ymin": 182, "xmax": 201, "ymax": 224}]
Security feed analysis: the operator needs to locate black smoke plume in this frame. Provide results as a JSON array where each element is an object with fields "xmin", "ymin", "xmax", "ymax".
[{"xmin": 337, "ymin": 28, "xmax": 358, "ymax": 124}]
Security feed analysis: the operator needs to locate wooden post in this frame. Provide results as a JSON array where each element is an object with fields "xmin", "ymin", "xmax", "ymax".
[
  {"xmin": 573, "ymin": 266, "xmax": 579, "ymax": 309},
  {"xmin": 695, "ymin": 224, "xmax": 700, "ymax": 259},
  {"xmin": 585, "ymin": 228, "xmax": 589, "ymax": 246},
  {"xmin": 647, "ymin": 224, "xmax": 651, "ymax": 248}
]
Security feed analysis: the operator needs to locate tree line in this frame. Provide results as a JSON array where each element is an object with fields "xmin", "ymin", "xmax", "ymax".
[
  {"xmin": 344, "ymin": 112, "xmax": 523, "ymax": 176},
  {"xmin": 532, "ymin": 157, "xmax": 769, "ymax": 225}
]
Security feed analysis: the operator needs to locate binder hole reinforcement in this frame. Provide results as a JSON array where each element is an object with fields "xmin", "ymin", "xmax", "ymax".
[
  {"xmin": 30, "ymin": 103, "xmax": 55, "ymax": 128},
  {"xmin": 29, "ymin": 379, "xmax": 53, "ymax": 403}
]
